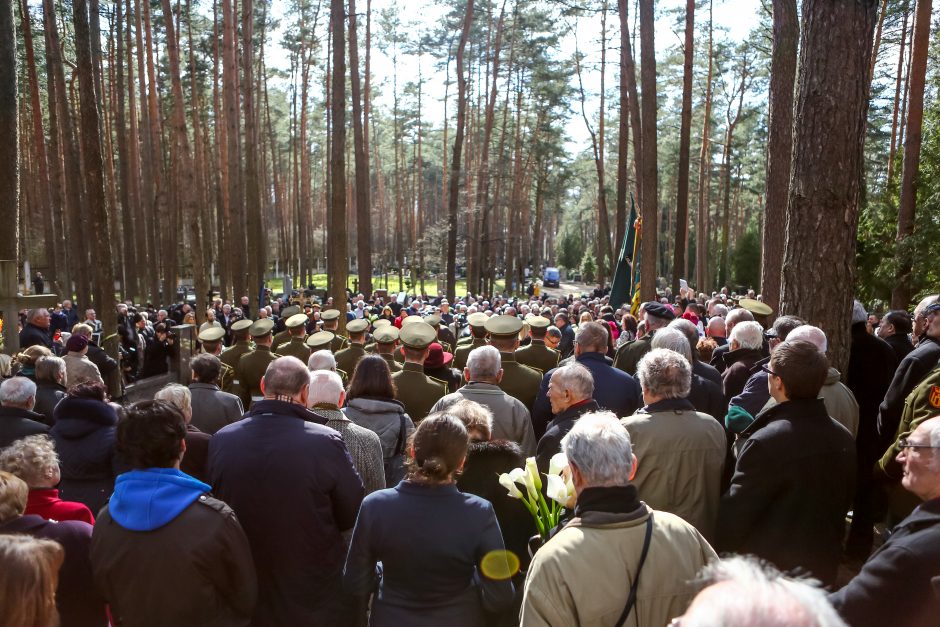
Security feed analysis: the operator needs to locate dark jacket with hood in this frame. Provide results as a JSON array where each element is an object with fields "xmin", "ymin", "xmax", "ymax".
[
  {"xmin": 0, "ymin": 514, "xmax": 107, "ymax": 627},
  {"xmin": 830, "ymin": 498, "xmax": 940, "ymax": 627},
  {"xmin": 0, "ymin": 405, "xmax": 49, "ymax": 448},
  {"xmin": 91, "ymin": 468, "xmax": 257, "ymax": 627},
  {"xmin": 717, "ymin": 397, "xmax": 856, "ymax": 586},
  {"xmin": 51, "ymin": 396, "xmax": 121, "ymax": 514}
]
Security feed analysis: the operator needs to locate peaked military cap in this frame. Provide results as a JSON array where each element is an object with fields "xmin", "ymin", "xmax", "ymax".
[
  {"xmin": 306, "ymin": 330, "xmax": 335, "ymax": 349},
  {"xmin": 373, "ymin": 319, "xmax": 392, "ymax": 328},
  {"xmin": 485, "ymin": 314, "xmax": 524, "ymax": 337},
  {"xmin": 231, "ymin": 319, "xmax": 253, "ymax": 332},
  {"xmin": 399, "ymin": 321, "xmax": 437, "ymax": 349},
  {"xmin": 525, "ymin": 314, "xmax": 550, "ymax": 329},
  {"xmin": 401, "ymin": 315, "xmax": 424, "ymax": 326},
  {"xmin": 249, "ymin": 318, "xmax": 275, "ymax": 337},
  {"xmin": 373, "ymin": 326, "xmax": 400, "ymax": 344},
  {"xmin": 198, "ymin": 327, "xmax": 225, "ymax": 342},
  {"xmin": 425, "ymin": 314, "xmax": 442, "ymax": 327},
  {"xmin": 281, "ymin": 305, "xmax": 302, "ymax": 318},
  {"xmin": 285, "ymin": 313, "xmax": 308, "ymax": 329},
  {"xmin": 737, "ymin": 298, "xmax": 773, "ymax": 317},
  {"xmin": 467, "ymin": 312, "xmax": 489, "ymax": 328},
  {"xmin": 321, "ymin": 309, "xmax": 341, "ymax": 321},
  {"xmin": 347, "ymin": 318, "xmax": 370, "ymax": 333}
]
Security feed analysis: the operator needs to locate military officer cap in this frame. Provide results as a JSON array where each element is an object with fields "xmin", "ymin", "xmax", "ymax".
[
  {"xmin": 399, "ymin": 322, "xmax": 438, "ymax": 349},
  {"xmin": 425, "ymin": 314, "xmax": 442, "ymax": 327},
  {"xmin": 286, "ymin": 313, "xmax": 308, "ymax": 329},
  {"xmin": 485, "ymin": 314, "xmax": 524, "ymax": 337},
  {"xmin": 373, "ymin": 319, "xmax": 392, "ymax": 328},
  {"xmin": 347, "ymin": 318, "xmax": 370, "ymax": 334},
  {"xmin": 467, "ymin": 312, "xmax": 489, "ymax": 328},
  {"xmin": 321, "ymin": 309, "xmax": 341, "ymax": 321},
  {"xmin": 525, "ymin": 314, "xmax": 550, "ymax": 329},
  {"xmin": 231, "ymin": 319, "xmax": 253, "ymax": 332},
  {"xmin": 249, "ymin": 318, "xmax": 275, "ymax": 338},
  {"xmin": 737, "ymin": 298, "xmax": 773, "ymax": 317},
  {"xmin": 306, "ymin": 330, "xmax": 335, "ymax": 349},
  {"xmin": 373, "ymin": 326, "xmax": 400, "ymax": 344},
  {"xmin": 198, "ymin": 327, "xmax": 225, "ymax": 342},
  {"xmin": 281, "ymin": 305, "xmax": 302, "ymax": 319},
  {"xmin": 401, "ymin": 315, "xmax": 424, "ymax": 326},
  {"xmin": 643, "ymin": 302, "xmax": 677, "ymax": 321}
]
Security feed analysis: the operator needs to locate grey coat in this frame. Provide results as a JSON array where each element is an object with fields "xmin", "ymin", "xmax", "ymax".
[
  {"xmin": 189, "ymin": 382, "xmax": 244, "ymax": 435},
  {"xmin": 431, "ymin": 382, "xmax": 537, "ymax": 456},
  {"xmin": 343, "ymin": 397, "xmax": 414, "ymax": 462}
]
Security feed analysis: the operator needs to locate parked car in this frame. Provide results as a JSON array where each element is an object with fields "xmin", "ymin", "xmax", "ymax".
[{"xmin": 543, "ymin": 267, "xmax": 560, "ymax": 288}]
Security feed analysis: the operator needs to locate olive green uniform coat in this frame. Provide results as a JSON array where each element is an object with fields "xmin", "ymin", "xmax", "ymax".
[
  {"xmin": 235, "ymin": 345, "xmax": 279, "ymax": 408},
  {"xmin": 277, "ymin": 338, "xmax": 311, "ymax": 364},
  {"xmin": 271, "ymin": 329, "xmax": 291, "ymax": 353},
  {"xmin": 515, "ymin": 339, "xmax": 560, "ymax": 375},
  {"xmin": 334, "ymin": 344, "xmax": 367, "ymax": 377},
  {"xmin": 496, "ymin": 352, "xmax": 542, "ymax": 411},
  {"xmin": 613, "ymin": 333, "xmax": 654, "ymax": 376},
  {"xmin": 378, "ymin": 352, "xmax": 403, "ymax": 373},
  {"xmin": 220, "ymin": 341, "xmax": 252, "ymax": 395},
  {"xmin": 453, "ymin": 338, "xmax": 487, "ymax": 371},
  {"xmin": 391, "ymin": 362, "xmax": 447, "ymax": 423}
]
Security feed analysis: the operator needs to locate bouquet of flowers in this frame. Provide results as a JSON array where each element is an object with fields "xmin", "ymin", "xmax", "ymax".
[{"xmin": 498, "ymin": 453, "xmax": 576, "ymax": 540}]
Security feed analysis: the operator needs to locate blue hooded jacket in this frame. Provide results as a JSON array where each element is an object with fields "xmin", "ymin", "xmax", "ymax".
[{"xmin": 109, "ymin": 468, "xmax": 211, "ymax": 532}]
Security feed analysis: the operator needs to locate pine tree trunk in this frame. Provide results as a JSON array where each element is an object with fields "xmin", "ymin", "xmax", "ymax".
[
  {"xmin": 671, "ymin": 0, "xmax": 694, "ymax": 292},
  {"xmin": 617, "ymin": 0, "xmax": 643, "ymax": 238},
  {"xmin": 638, "ymin": 0, "xmax": 657, "ymax": 302},
  {"xmin": 329, "ymin": 0, "xmax": 348, "ymax": 329},
  {"xmin": 891, "ymin": 0, "xmax": 931, "ymax": 309},
  {"xmin": 718, "ymin": 60, "xmax": 748, "ymax": 289},
  {"xmin": 886, "ymin": 3, "xmax": 910, "ymax": 185},
  {"xmin": 114, "ymin": 0, "xmax": 137, "ymax": 300},
  {"xmin": 694, "ymin": 0, "xmax": 713, "ymax": 293},
  {"xmin": 0, "ymin": 0, "xmax": 15, "ymax": 264},
  {"xmin": 223, "ymin": 0, "xmax": 245, "ymax": 302},
  {"xmin": 242, "ymin": 0, "xmax": 264, "ymax": 310},
  {"xmin": 761, "ymin": 0, "xmax": 797, "ymax": 315},
  {"xmin": 780, "ymin": 0, "xmax": 877, "ymax": 376},
  {"xmin": 349, "ymin": 0, "xmax": 372, "ymax": 297}
]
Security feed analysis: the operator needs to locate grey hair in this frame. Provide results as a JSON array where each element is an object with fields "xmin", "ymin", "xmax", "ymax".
[
  {"xmin": 787, "ymin": 325, "xmax": 828, "ymax": 354},
  {"xmin": 682, "ymin": 556, "xmax": 847, "ymax": 627},
  {"xmin": 448, "ymin": 399, "xmax": 494, "ymax": 439},
  {"xmin": 726, "ymin": 307, "xmax": 755, "ymax": 327},
  {"xmin": 0, "ymin": 435, "xmax": 59, "ymax": 487},
  {"xmin": 35, "ymin": 356, "xmax": 66, "ymax": 385},
  {"xmin": 669, "ymin": 318, "xmax": 700, "ymax": 355},
  {"xmin": 730, "ymin": 321, "xmax": 765, "ymax": 351},
  {"xmin": 575, "ymin": 322, "xmax": 609, "ymax": 353},
  {"xmin": 654, "ymin": 327, "xmax": 693, "ymax": 362},
  {"xmin": 308, "ymin": 350, "xmax": 337, "ymax": 371},
  {"xmin": 154, "ymin": 384, "xmax": 192, "ymax": 417},
  {"xmin": 917, "ymin": 417, "xmax": 940, "ymax": 465},
  {"xmin": 644, "ymin": 311, "xmax": 671, "ymax": 330},
  {"xmin": 636, "ymin": 348, "xmax": 692, "ymax": 399},
  {"xmin": 551, "ymin": 363, "xmax": 594, "ymax": 400},
  {"xmin": 0, "ymin": 377, "xmax": 37, "ymax": 409},
  {"xmin": 546, "ymin": 326, "xmax": 562, "ymax": 340},
  {"xmin": 712, "ymin": 304, "xmax": 729, "ymax": 317},
  {"xmin": 466, "ymin": 346, "xmax": 501, "ymax": 380},
  {"xmin": 562, "ymin": 411, "xmax": 634, "ymax": 487},
  {"xmin": 308, "ymin": 370, "xmax": 344, "ymax": 405},
  {"xmin": 852, "ymin": 300, "xmax": 868, "ymax": 325}
]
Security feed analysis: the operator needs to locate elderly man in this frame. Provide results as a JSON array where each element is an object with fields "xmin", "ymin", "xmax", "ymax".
[
  {"xmin": 83, "ymin": 309, "xmax": 102, "ymax": 334},
  {"xmin": 430, "ymin": 345, "xmax": 536, "ymax": 456},
  {"xmin": 721, "ymin": 321, "xmax": 766, "ymax": 405},
  {"xmin": 614, "ymin": 302, "xmax": 675, "ymax": 375},
  {"xmin": 709, "ymin": 307, "xmax": 756, "ymax": 373},
  {"xmin": 532, "ymin": 322, "xmax": 642, "ymax": 439},
  {"xmin": 831, "ymin": 416, "xmax": 940, "ymax": 626},
  {"xmin": 307, "ymin": 370, "xmax": 385, "ymax": 494},
  {"xmin": 0, "ymin": 377, "xmax": 49, "ymax": 448},
  {"xmin": 19, "ymin": 308, "xmax": 54, "ymax": 350},
  {"xmin": 534, "ymin": 363, "xmax": 598, "ymax": 473},
  {"xmin": 521, "ymin": 412, "xmax": 717, "ymax": 627},
  {"xmin": 553, "ymin": 312, "xmax": 576, "ymax": 359},
  {"xmin": 652, "ymin": 328, "xmax": 724, "ymax": 423},
  {"xmin": 878, "ymin": 310, "xmax": 915, "ymax": 362},
  {"xmin": 210, "ymin": 357, "xmax": 364, "ymax": 625},
  {"xmin": 878, "ymin": 301, "xmax": 940, "ymax": 451},
  {"xmin": 670, "ymin": 318, "xmax": 722, "ymax": 386},
  {"xmin": 485, "ymin": 315, "xmax": 543, "ymax": 412},
  {"xmin": 189, "ymin": 353, "xmax": 244, "ymax": 435},
  {"xmin": 706, "ymin": 316, "xmax": 728, "ymax": 347},
  {"xmin": 717, "ymin": 340, "xmax": 856, "ymax": 586},
  {"xmin": 621, "ymin": 348, "xmax": 727, "ymax": 540}
]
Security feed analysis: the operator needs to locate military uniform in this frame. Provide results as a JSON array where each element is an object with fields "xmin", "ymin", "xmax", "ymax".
[
  {"xmin": 276, "ymin": 314, "xmax": 312, "ymax": 363},
  {"xmin": 485, "ymin": 315, "xmax": 542, "ymax": 411},
  {"xmin": 515, "ymin": 315, "xmax": 560, "ymax": 374},
  {"xmin": 425, "ymin": 314, "xmax": 455, "ymax": 353},
  {"xmin": 235, "ymin": 320, "xmax": 279, "ymax": 408},
  {"xmin": 391, "ymin": 322, "xmax": 446, "ymax": 423},
  {"xmin": 453, "ymin": 313, "xmax": 490, "ymax": 370},
  {"xmin": 334, "ymin": 319, "xmax": 369, "ymax": 375},
  {"xmin": 373, "ymin": 326, "xmax": 402, "ymax": 373},
  {"xmin": 320, "ymin": 309, "xmax": 349, "ymax": 353},
  {"xmin": 613, "ymin": 333, "xmax": 652, "ymax": 375},
  {"xmin": 198, "ymin": 327, "xmax": 236, "ymax": 392},
  {"xmin": 271, "ymin": 306, "xmax": 302, "ymax": 352}
]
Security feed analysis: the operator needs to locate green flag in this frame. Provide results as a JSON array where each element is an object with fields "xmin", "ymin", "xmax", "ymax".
[{"xmin": 609, "ymin": 195, "xmax": 638, "ymax": 309}]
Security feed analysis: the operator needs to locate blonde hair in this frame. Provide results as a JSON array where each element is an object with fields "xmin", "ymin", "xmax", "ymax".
[
  {"xmin": 16, "ymin": 345, "xmax": 52, "ymax": 368},
  {"xmin": 0, "ymin": 535, "xmax": 64, "ymax": 627},
  {"xmin": 0, "ymin": 353, "xmax": 12, "ymax": 378},
  {"xmin": 0, "ymin": 436, "xmax": 59, "ymax": 488},
  {"xmin": 0, "ymin": 471, "xmax": 29, "ymax": 524}
]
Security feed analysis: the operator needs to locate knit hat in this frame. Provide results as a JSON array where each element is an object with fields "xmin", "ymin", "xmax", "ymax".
[{"xmin": 66, "ymin": 334, "xmax": 89, "ymax": 353}]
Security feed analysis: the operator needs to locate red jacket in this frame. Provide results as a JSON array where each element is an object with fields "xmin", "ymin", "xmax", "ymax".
[{"xmin": 27, "ymin": 488, "xmax": 96, "ymax": 524}]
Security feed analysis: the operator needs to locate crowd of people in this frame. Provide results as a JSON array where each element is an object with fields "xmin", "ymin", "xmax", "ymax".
[{"xmin": 1, "ymin": 283, "xmax": 939, "ymax": 627}]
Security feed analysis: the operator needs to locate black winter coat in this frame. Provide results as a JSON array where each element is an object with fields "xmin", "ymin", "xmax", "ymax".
[
  {"xmin": 717, "ymin": 397, "xmax": 856, "ymax": 586},
  {"xmin": 34, "ymin": 381, "xmax": 66, "ymax": 425},
  {"xmin": 51, "ymin": 397, "xmax": 120, "ymax": 515},
  {"xmin": 847, "ymin": 322, "xmax": 897, "ymax": 465},
  {"xmin": 877, "ymin": 336, "xmax": 940, "ymax": 450},
  {"xmin": 19, "ymin": 322, "xmax": 54, "ymax": 350},
  {"xmin": 830, "ymin": 498, "xmax": 940, "ymax": 626},
  {"xmin": 883, "ymin": 332, "xmax": 915, "ymax": 364},
  {"xmin": 0, "ymin": 405, "xmax": 49, "ymax": 448}
]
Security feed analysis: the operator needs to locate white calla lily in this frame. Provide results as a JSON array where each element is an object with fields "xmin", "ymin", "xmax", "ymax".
[
  {"xmin": 498, "ymin": 473, "xmax": 523, "ymax": 499},
  {"xmin": 545, "ymin": 473, "xmax": 568, "ymax": 505},
  {"xmin": 548, "ymin": 452, "xmax": 568, "ymax": 476},
  {"xmin": 509, "ymin": 467, "xmax": 528, "ymax": 486}
]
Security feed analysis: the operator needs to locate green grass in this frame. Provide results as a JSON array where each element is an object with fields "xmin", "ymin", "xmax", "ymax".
[{"xmin": 268, "ymin": 274, "xmax": 505, "ymax": 297}]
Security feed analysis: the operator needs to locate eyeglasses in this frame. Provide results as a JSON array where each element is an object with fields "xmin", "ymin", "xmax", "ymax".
[
  {"xmin": 899, "ymin": 438, "xmax": 940, "ymax": 451},
  {"xmin": 760, "ymin": 364, "xmax": 779, "ymax": 378}
]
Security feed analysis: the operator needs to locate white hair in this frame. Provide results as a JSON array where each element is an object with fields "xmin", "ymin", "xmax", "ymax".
[
  {"xmin": 787, "ymin": 325, "xmax": 828, "ymax": 354},
  {"xmin": 852, "ymin": 300, "xmax": 868, "ymax": 325},
  {"xmin": 730, "ymin": 321, "xmax": 765, "ymax": 351},
  {"xmin": 712, "ymin": 304, "xmax": 729, "ymax": 318},
  {"xmin": 466, "ymin": 346, "xmax": 501, "ymax": 379},
  {"xmin": 308, "ymin": 350, "xmax": 337, "ymax": 371},
  {"xmin": 155, "ymin": 384, "xmax": 192, "ymax": 420},
  {"xmin": 562, "ymin": 411, "xmax": 634, "ymax": 487},
  {"xmin": 0, "ymin": 377, "xmax": 37, "ymax": 409},
  {"xmin": 636, "ymin": 348, "xmax": 692, "ymax": 399},
  {"xmin": 308, "ymin": 370, "xmax": 344, "ymax": 405},
  {"xmin": 551, "ymin": 363, "xmax": 594, "ymax": 400},
  {"xmin": 652, "ymin": 327, "xmax": 693, "ymax": 362},
  {"xmin": 682, "ymin": 556, "xmax": 847, "ymax": 627}
]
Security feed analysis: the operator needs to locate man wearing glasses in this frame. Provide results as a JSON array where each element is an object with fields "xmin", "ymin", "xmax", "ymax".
[
  {"xmin": 877, "ymin": 300, "xmax": 940, "ymax": 452},
  {"xmin": 831, "ymin": 416, "xmax": 940, "ymax": 626}
]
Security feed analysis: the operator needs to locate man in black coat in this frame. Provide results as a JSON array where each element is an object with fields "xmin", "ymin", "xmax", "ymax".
[
  {"xmin": 19, "ymin": 308, "xmax": 54, "ymax": 350},
  {"xmin": 534, "ymin": 363, "xmax": 600, "ymax": 474},
  {"xmin": 830, "ymin": 416, "xmax": 940, "ymax": 626},
  {"xmin": 553, "ymin": 312, "xmax": 576, "ymax": 360},
  {"xmin": 210, "ymin": 357, "xmax": 364, "ymax": 627},
  {"xmin": 878, "ymin": 310, "xmax": 915, "ymax": 363},
  {"xmin": 0, "ymin": 377, "xmax": 48, "ymax": 448},
  {"xmin": 717, "ymin": 340, "xmax": 856, "ymax": 587},
  {"xmin": 877, "ymin": 303, "xmax": 940, "ymax": 451}
]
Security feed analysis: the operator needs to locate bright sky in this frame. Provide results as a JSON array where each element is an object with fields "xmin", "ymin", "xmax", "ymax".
[{"xmin": 266, "ymin": 0, "xmax": 763, "ymax": 152}]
